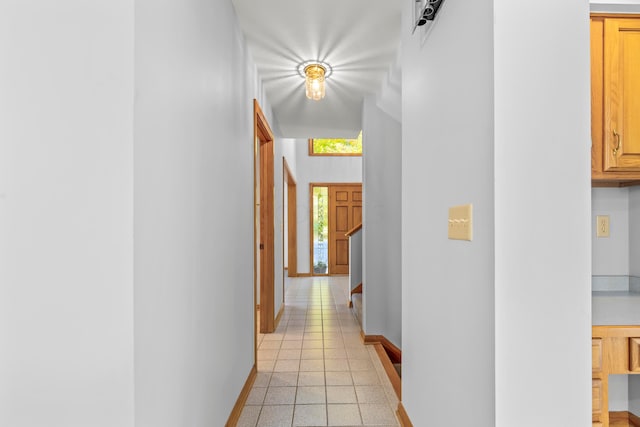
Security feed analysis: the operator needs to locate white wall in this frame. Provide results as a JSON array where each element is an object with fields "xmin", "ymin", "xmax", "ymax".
[
  {"xmin": 630, "ymin": 376, "xmax": 640, "ymax": 416},
  {"xmin": 402, "ymin": 0, "xmax": 591, "ymax": 425},
  {"xmin": 401, "ymin": 0, "xmax": 495, "ymax": 424},
  {"xmin": 630, "ymin": 187, "xmax": 640, "ymax": 278},
  {"xmin": 134, "ymin": 0, "xmax": 272, "ymax": 424},
  {"xmin": 362, "ymin": 96, "xmax": 402, "ymax": 348},
  {"xmin": 0, "ymin": 2, "xmax": 134, "ymax": 426},
  {"xmin": 592, "ymin": 188, "xmax": 629, "ymax": 276},
  {"xmin": 295, "ymin": 145, "xmax": 362, "ymax": 273},
  {"xmin": 591, "ymin": 0, "xmax": 640, "ymax": 13},
  {"xmin": 349, "ymin": 230, "xmax": 363, "ymax": 292},
  {"xmin": 275, "ymin": 139, "xmax": 297, "ymax": 308},
  {"xmin": 494, "ymin": 1, "xmax": 591, "ymax": 426}
]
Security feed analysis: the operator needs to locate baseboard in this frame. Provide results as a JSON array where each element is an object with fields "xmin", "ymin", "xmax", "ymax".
[
  {"xmin": 372, "ymin": 343, "xmax": 401, "ymax": 400},
  {"xmin": 610, "ymin": 411, "xmax": 640, "ymax": 426},
  {"xmin": 225, "ymin": 364, "xmax": 257, "ymax": 427},
  {"xmin": 296, "ymin": 272, "xmax": 312, "ymax": 277},
  {"xmin": 396, "ymin": 402, "xmax": 413, "ymax": 427},
  {"xmin": 274, "ymin": 304, "xmax": 285, "ymax": 331},
  {"xmin": 361, "ymin": 333, "xmax": 401, "ymax": 364}
]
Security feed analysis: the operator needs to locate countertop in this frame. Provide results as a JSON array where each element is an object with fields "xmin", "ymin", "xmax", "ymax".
[{"xmin": 593, "ymin": 291, "xmax": 640, "ymax": 326}]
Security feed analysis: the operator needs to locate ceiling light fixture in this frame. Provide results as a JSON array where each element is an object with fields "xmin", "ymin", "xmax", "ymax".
[{"xmin": 298, "ymin": 61, "xmax": 332, "ymax": 101}]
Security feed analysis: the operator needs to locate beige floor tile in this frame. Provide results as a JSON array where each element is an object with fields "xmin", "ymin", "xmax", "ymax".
[
  {"xmin": 257, "ymin": 358, "xmax": 275, "ymax": 372},
  {"xmin": 355, "ymin": 386, "xmax": 388, "ymax": 404},
  {"xmin": 284, "ymin": 333, "xmax": 304, "ymax": 341},
  {"xmin": 278, "ymin": 349, "xmax": 302, "ymax": 360},
  {"xmin": 346, "ymin": 348, "xmax": 370, "ymax": 359},
  {"xmin": 360, "ymin": 403, "xmax": 398, "ymax": 425},
  {"xmin": 237, "ymin": 405, "xmax": 261, "ymax": 427},
  {"xmin": 298, "ymin": 371, "xmax": 326, "ymax": 386},
  {"xmin": 349, "ymin": 359, "xmax": 374, "ymax": 372},
  {"xmin": 351, "ymin": 371, "xmax": 380, "ymax": 386},
  {"xmin": 257, "ymin": 405, "xmax": 294, "ymax": 427},
  {"xmin": 304, "ymin": 332, "xmax": 324, "ymax": 340},
  {"xmin": 262, "ymin": 333, "xmax": 284, "ymax": 341},
  {"xmin": 281, "ymin": 340, "xmax": 303, "ymax": 349},
  {"xmin": 327, "ymin": 404, "xmax": 362, "ymax": 426},
  {"xmin": 325, "ymin": 359, "xmax": 350, "ymax": 372},
  {"xmin": 293, "ymin": 404, "xmax": 327, "ymax": 426},
  {"xmin": 270, "ymin": 372, "xmax": 299, "ymax": 387},
  {"xmin": 264, "ymin": 386, "xmax": 297, "ymax": 405},
  {"xmin": 295, "ymin": 386, "xmax": 326, "ymax": 404},
  {"xmin": 259, "ymin": 340, "xmax": 282, "ymax": 350},
  {"xmin": 323, "ymin": 339, "xmax": 344, "ymax": 349},
  {"xmin": 326, "ymin": 386, "xmax": 357, "ymax": 404},
  {"xmin": 302, "ymin": 340, "xmax": 324, "ymax": 349},
  {"xmin": 242, "ymin": 277, "xmax": 400, "ymax": 427},
  {"xmin": 300, "ymin": 359, "xmax": 325, "ymax": 372},
  {"xmin": 273, "ymin": 359, "xmax": 300, "ymax": 372},
  {"xmin": 254, "ymin": 372, "xmax": 271, "ymax": 387},
  {"xmin": 325, "ymin": 371, "xmax": 353, "ymax": 386},
  {"xmin": 324, "ymin": 348, "xmax": 348, "ymax": 360},
  {"xmin": 301, "ymin": 349, "xmax": 325, "ymax": 359},
  {"xmin": 246, "ymin": 387, "xmax": 267, "ymax": 405},
  {"xmin": 258, "ymin": 349, "xmax": 279, "ymax": 360}
]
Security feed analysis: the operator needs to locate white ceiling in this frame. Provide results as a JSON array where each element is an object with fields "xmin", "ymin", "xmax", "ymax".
[{"xmin": 232, "ymin": 0, "xmax": 401, "ymax": 138}]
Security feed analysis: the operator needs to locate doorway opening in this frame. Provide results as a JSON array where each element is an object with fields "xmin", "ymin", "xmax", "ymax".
[
  {"xmin": 253, "ymin": 99, "xmax": 275, "ymax": 349},
  {"xmin": 309, "ymin": 183, "xmax": 362, "ymax": 276}
]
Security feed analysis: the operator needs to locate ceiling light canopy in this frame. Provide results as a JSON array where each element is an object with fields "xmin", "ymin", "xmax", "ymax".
[{"xmin": 298, "ymin": 61, "xmax": 333, "ymax": 101}]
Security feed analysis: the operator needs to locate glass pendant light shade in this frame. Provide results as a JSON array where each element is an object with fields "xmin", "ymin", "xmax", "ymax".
[{"xmin": 304, "ymin": 64, "xmax": 326, "ymax": 101}]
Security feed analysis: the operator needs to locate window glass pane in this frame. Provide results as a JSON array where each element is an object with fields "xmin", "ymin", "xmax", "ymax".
[
  {"xmin": 312, "ymin": 131, "xmax": 362, "ymax": 154},
  {"xmin": 313, "ymin": 186, "xmax": 329, "ymax": 274}
]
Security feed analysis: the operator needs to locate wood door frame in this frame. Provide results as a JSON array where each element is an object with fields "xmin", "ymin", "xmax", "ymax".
[
  {"xmin": 309, "ymin": 182, "xmax": 362, "ymax": 276},
  {"xmin": 283, "ymin": 158, "xmax": 297, "ymax": 278},
  {"xmin": 254, "ymin": 99, "xmax": 275, "ymax": 340}
]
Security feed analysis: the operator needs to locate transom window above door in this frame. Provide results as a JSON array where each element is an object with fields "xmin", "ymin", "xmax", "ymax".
[{"xmin": 308, "ymin": 131, "xmax": 362, "ymax": 156}]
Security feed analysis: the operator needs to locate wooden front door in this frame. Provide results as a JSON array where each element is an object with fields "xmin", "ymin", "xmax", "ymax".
[{"xmin": 329, "ymin": 184, "xmax": 362, "ymax": 275}]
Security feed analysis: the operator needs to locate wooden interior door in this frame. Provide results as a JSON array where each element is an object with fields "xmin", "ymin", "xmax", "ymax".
[
  {"xmin": 329, "ymin": 184, "xmax": 362, "ymax": 275},
  {"xmin": 604, "ymin": 18, "xmax": 640, "ymax": 171}
]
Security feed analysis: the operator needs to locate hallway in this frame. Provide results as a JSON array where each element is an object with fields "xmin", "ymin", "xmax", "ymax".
[{"xmin": 237, "ymin": 277, "xmax": 400, "ymax": 426}]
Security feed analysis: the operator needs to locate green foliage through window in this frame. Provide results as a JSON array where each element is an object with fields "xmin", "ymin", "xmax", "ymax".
[{"xmin": 311, "ymin": 131, "xmax": 362, "ymax": 155}]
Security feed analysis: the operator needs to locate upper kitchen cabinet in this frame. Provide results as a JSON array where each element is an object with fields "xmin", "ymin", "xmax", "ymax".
[{"xmin": 592, "ymin": 16, "xmax": 640, "ymax": 186}]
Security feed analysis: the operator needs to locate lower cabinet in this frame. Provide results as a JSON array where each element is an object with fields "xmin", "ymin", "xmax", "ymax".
[{"xmin": 592, "ymin": 326, "xmax": 640, "ymax": 427}]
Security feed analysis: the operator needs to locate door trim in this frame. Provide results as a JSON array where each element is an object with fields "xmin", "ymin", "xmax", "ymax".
[{"xmin": 253, "ymin": 99, "xmax": 275, "ymax": 343}]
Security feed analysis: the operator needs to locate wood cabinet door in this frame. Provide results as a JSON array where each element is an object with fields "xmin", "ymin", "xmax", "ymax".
[
  {"xmin": 604, "ymin": 18, "xmax": 640, "ymax": 171},
  {"xmin": 329, "ymin": 185, "xmax": 362, "ymax": 275}
]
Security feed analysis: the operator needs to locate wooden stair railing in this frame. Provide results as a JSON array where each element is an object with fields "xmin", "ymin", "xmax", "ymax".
[{"xmin": 345, "ymin": 222, "xmax": 362, "ymax": 237}]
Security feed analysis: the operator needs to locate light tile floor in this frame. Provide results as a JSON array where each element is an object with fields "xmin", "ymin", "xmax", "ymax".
[{"xmin": 237, "ymin": 276, "xmax": 400, "ymax": 427}]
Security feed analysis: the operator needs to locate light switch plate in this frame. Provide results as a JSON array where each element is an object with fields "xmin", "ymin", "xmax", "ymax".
[
  {"xmin": 448, "ymin": 204, "xmax": 473, "ymax": 241},
  {"xmin": 596, "ymin": 215, "xmax": 610, "ymax": 238}
]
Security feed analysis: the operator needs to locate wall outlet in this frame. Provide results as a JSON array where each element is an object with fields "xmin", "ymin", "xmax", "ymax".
[{"xmin": 596, "ymin": 215, "xmax": 610, "ymax": 238}]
